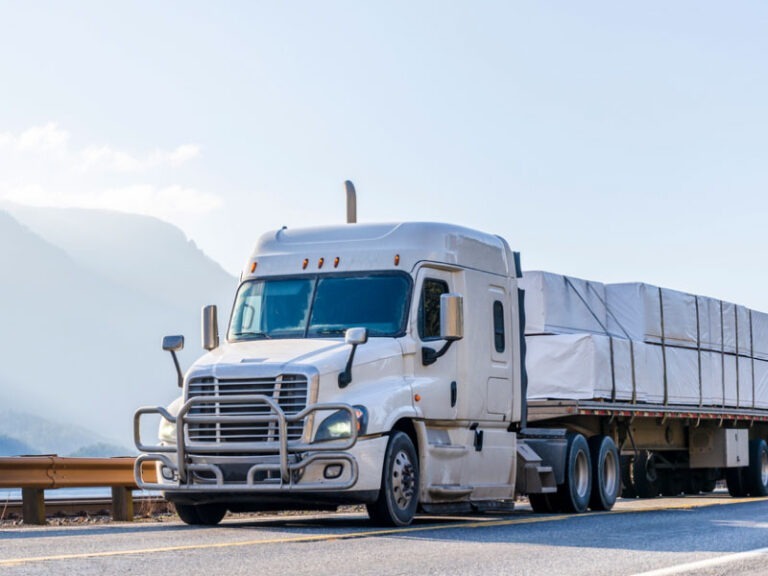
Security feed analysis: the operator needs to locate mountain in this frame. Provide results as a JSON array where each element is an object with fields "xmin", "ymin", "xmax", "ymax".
[
  {"xmin": 0, "ymin": 410, "xmax": 132, "ymax": 456},
  {"xmin": 0, "ymin": 435, "xmax": 36, "ymax": 457},
  {"xmin": 0, "ymin": 206, "xmax": 237, "ymax": 451}
]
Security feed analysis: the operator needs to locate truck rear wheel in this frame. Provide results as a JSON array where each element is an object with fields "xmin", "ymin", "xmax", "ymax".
[
  {"xmin": 174, "ymin": 503, "xmax": 227, "ymax": 526},
  {"xmin": 588, "ymin": 435, "xmax": 619, "ymax": 511},
  {"xmin": 746, "ymin": 439, "xmax": 768, "ymax": 497},
  {"xmin": 367, "ymin": 431, "xmax": 419, "ymax": 526},
  {"xmin": 633, "ymin": 450, "xmax": 660, "ymax": 498},
  {"xmin": 557, "ymin": 433, "xmax": 592, "ymax": 513}
]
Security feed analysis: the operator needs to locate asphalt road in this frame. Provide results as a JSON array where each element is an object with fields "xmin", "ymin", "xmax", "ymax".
[{"xmin": 1, "ymin": 494, "xmax": 767, "ymax": 576}]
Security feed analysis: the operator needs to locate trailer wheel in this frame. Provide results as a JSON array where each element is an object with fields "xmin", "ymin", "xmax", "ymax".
[
  {"xmin": 174, "ymin": 503, "xmax": 227, "ymax": 526},
  {"xmin": 746, "ymin": 439, "xmax": 768, "ymax": 497},
  {"xmin": 367, "ymin": 431, "xmax": 419, "ymax": 526},
  {"xmin": 557, "ymin": 433, "xmax": 592, "ymax": 513},
  {"xmin": 659, "ymin": 470, "xmax": 684, "ymax": 497},
  {"xmin": 620, "ymin": 455, "xmax": 637, "ymax": 498},
  {"xmin": 588, "ymin": 435, "xmax": 620, "ymax": 511},
  {"xmin": 632, "ymin": 451, "xmax": 660, "ymax": 499},
  {"xmin": 683, "ymin": 470, "xmax": 703, "ymax": 495}
]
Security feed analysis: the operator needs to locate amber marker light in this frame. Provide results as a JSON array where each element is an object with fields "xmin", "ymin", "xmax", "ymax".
[
  {"xmin": 302, "ymin": 258, "xmax": 309, "ymax": 270},
  {"xmin": 414, "ymin": 394, "xmax": 421, "ymax": 402},
  {"xmin": 250, "ymin": 262, "xmax": 257, "ymax": 273},
  {"xmin": 334, "ymin": 257, "xmax": 340, "ymax": 268},
  {"xmin": 318, "ymin": 257, "xmax": 325, "ymax": 269},
  {"xmin": 394, "ymin": 254, "xmax": 400, "ymax": 266}
]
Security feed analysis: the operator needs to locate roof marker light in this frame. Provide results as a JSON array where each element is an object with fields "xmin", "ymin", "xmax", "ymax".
[
  {"xmin": 394, "ymin": 254, "xmax": 400, "ymax": 266},
  {"xmin": 250, "ymin": 262, "xmax": 257, "ymax": 274},
  {"xmin": 302, "ymin": 258, "xmax": 309, "ymax": 270},
  {"xmin": 318, "ymin": 257, "xmax": 325, "ymax": 269},
  {"xmin": 334, "ymin": 257, "xmax": 340, "ymax": 268}
]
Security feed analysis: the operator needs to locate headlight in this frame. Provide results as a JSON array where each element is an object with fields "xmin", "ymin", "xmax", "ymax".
[
  {"xmin": 158, "ymin": 416, "xmax": 177, "ymax": 444},
  {"xmin": 158, "ymin": 396, "xmax": 182, "ymax": 444},
  {"xmin": 315, "ymin": 406, "xmax": 368, "ymax": 442}
]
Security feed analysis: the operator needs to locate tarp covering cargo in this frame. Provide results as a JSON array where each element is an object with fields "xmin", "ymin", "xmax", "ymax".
[{"xmin": 520, "ymin": 271, "xmax": 768, "ymax": 409}]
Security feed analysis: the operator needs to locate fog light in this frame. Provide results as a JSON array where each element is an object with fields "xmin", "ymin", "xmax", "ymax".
[
  {"xmin": 161, "ymin": 466, "xmax": 177, "ymax": 481},
  {"xmin": 324, "ymin": 464, "xmax": 343, "ymax": 479}
]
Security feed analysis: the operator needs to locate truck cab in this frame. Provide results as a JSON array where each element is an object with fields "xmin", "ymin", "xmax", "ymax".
[{"xmin": 135, "ymin": 222, "xmax": 541, "ymax": 526}]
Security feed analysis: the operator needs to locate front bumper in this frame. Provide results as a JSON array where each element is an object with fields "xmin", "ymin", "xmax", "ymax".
[{"xmin": 134, "ymin": 395, "xmax": 382, "ymax": 494}]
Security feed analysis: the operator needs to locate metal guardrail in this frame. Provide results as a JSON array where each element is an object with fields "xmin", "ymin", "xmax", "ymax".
[
  {"xmin": 0, "ymin": 456, "xmax": 158, "ymax": 525},
  {"xmin": 0, "ymin": 496, "xmax": 171, "ymax": 520}
]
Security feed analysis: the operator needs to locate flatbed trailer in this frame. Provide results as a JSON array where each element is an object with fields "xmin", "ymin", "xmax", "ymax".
[{"xmin": 527, "ymin": 399, "xmax": 768, "ymax": 502}]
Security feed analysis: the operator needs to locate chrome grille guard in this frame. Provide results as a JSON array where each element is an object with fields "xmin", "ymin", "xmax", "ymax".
[{"xmin": 134, "ymin": 395, "xmax": 360, "ymax": 492}]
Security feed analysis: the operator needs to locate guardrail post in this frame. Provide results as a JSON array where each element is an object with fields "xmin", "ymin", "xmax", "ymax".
[
  {"xmin": 22, "ymin": 488, "xmax": 46, "ymax": 525},
  {"xmin": 111, "ymin": 487, "xmax": 134, "ymax": 521}
]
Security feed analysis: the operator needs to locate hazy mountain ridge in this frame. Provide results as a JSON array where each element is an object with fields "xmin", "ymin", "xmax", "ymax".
[
  {"xmin": 0, "ymin": 206, "xmax": 238, "ymax": 453},
  {"xmin": 0, "ymin": 410, "xmax": 132, "ymax": 456}
]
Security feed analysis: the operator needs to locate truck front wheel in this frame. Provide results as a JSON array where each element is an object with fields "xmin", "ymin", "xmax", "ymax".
[
  {"xmin": 175, "ymin": 503, "xmax": 227, "ymax": 526},
  {"xmin": 367, "ymin": 431, "xmax": 419, "ymax": 527}
]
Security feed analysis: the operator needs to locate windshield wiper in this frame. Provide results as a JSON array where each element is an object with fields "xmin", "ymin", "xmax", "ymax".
[
  {"xmin": 232, "ymin": 331, "xmax": 272, "ymax": 340},
  {"xmin": 312, "ymin": 328, "xmax": 347, "ymax": 336}
]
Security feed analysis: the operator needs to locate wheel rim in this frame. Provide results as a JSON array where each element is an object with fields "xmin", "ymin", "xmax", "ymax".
[
  {"xmin": 574, "ymin": 450, "xmax": 590, "ymax": 499},
  {"xmin": 391, "ymin": 449, "xmax": 416, "ymax": 510},
  {"xmin": 603, "ymin": 448, "xmax": 619, "ymax": 497}
]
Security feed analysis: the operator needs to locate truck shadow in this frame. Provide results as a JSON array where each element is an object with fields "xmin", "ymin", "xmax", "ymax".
[{"xmin": 222, "ymin": 499, "xmax": 768, "ymax": 554}]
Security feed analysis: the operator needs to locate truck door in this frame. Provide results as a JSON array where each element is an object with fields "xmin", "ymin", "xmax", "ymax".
[{"xmin": 410, "ymin": 268, "xmax": 461, "ymax": 421}]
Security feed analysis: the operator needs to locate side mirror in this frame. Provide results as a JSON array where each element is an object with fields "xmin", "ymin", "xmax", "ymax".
[
  {"xmin": 345, "ymin": 326, "xmax": 369, "ymax": 346},
  {"xmin": 440, "ymin": 294, "xmax": 464, "ymax": 341},
  {"xmin": 162, "ymin": 335, "xmax": 184, "ymax": 352},
  {"xmin": 161, "ymin": 335, "xmax": 185, "ymax": 388},
  {"xmin": 423, "ymin": 293, "xmax": 464, "ymax": 366},
  {"xmin": 339, "ymin": 327, "xmax": 369, "ymax": 388},
  {"xmin": 202, "ymin": 305, "xmax": 219, "ymax": 351}
]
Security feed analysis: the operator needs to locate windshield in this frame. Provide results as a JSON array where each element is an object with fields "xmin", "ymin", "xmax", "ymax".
[{"xmin": 228, "ymin": 272, "xmax": 412, "ymax": 341}]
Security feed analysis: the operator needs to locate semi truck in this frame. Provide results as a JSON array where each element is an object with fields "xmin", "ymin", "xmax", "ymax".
[{"xmin": 134, "ymin": 205, "xmax": 768, "ymax": 527}]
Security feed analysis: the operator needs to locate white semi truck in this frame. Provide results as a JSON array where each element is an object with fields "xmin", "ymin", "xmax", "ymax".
[{"xmin": 134, "ymin": 214, "xmax": 768, "ymax": 526}]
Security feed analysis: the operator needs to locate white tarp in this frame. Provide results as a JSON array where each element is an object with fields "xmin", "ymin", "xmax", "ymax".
[
  {"xmin": 522, "ymin": 270, "xmax": 768, "ymax": 409},
  {"xmin": 754, "ymin": 360, "xmax": 768, "ymax": 408},
  {"xmin": 752, "ymin": 311, "xmax": 768, "ymax": 360},
  {"xmin": 605, "ymin": 283, "xmax": 699, "ymax": 347},
  {"xmin": 526, "ymin": 332, "xmax": 761, "ymax": 408},
  {"xmin": 526, "ymin": 333, "xmax": 613, "ymax": 401},
  {"xmin": 519, "ymin": 271, "xmax": 608, "ymax": 335}
]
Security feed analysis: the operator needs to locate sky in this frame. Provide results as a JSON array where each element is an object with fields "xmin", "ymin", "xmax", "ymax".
[{"xmin": 1, "ymin": 2, "xmax": 768, "ymax": 309}]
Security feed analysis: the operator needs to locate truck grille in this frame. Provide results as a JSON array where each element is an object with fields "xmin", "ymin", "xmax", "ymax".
[{"xmin": 186, "ymin": 375, "xmax": 309, "ymax": 444}]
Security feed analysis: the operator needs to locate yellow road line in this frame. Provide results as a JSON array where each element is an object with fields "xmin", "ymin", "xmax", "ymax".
[{"xmin": 0, "ymin": 497, "xmax": 763, "ymax": 567}]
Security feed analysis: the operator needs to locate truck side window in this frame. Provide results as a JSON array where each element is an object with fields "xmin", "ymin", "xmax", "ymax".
[
  {"xmin": 419, "ymin": 278, "xmax": 449, "ymax": 340},
  {"xmin": 493, "ymin": 300, "xmax": 505, "ymax": 353}
]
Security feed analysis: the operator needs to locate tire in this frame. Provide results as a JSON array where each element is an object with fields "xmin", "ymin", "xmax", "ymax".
[
  {"xmin": 367, "ymin": 431, "xmax": 419, "ymax": 526},
  {"xmin": 529, "ymin": 492, "xmax": 560, "ymax": 514},
  {"xmin": 620, "ymin": 455, "xmax": 637, "ymax": 498},
  {"xmin": 725, "ymin": 466, "xmax": 749, "ymax": 497},
  {"xmin": 175, "ymin": 503, "xmax": 227, "ymax": 526},
  {"xmin": 588, "ymin": 435, "xmax": 620, "ymax": 511},
  {"xmin": 659, "ymin": 471, "xmax": 683, "ymax": 497},
  {"xmin": 683, "ymin": 471, "xmax": 703, "ymax": 495},
  {"xmin": 557, "ymin": 433, "xmax": 592, "ymax": 513},
  {"xmin": 633, "ymin": 451, "xmax": 660, "ymax": 499},
  {"xmin": 746, "ymin": 439, "xmax": 768, "ymax": 497}
]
